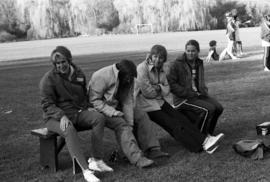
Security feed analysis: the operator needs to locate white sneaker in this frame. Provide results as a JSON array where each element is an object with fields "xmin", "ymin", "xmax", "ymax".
[
  {"xmin": 203, "ymin": 133, "xmax": 224, "ymax": 152},
  {"xmin": 205, "ymin": 145, "xmax": 219, "ymax": 154},
  {"xmin": 264, "ymin": 67, "xmax": 270, "ymax": 72},
  {"xmin": 83, "ymin": 169, "xmax": 100, "ymax": 182},
  {"xmin": 88, "ymin": 158, "xmax": 113, "ymax": 172}
]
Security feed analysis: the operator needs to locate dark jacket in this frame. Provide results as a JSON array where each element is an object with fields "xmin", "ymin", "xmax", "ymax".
[
  {"xmin": 39, "ymin": 63, "xmax": 90, "ymax": 122},
  {"xmin": 167, "ymin": 53, "xmax": 208, "ymax": 106}
]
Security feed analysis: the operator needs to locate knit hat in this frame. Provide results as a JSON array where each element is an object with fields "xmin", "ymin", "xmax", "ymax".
[
  {"xmin": 185, "ymin": 39, "xmax": 200, "ymax": 52},
  {"xmin": 50, "ymin": 46, "xmax": 72, "ymax": 64}
]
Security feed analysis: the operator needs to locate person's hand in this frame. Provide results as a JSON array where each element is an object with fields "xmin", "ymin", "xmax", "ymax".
[
  {"xmin": 112, "ymin": 111, "xmax": 124, "ymax": 117},
  {"xmin": 60, "ymin": 115, "xmax": 72, "ymax": 131},
  {"xmin": 153, "ymin": 84, "xmax": 161, "ymax": 92}
]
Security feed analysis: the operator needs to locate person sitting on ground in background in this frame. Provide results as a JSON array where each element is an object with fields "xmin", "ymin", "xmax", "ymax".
[
  {"xmin": 219, "ymin": 12, "xmax": 239, "ymax": 61},
  {"xmin": 135, "ymin": 44, "xmax": 224, "ymax": 154},
  {"xmin": 39, "ymin": 46, "xmax": 112, "ymax": 182},
  {"xmin": 167, "ymin": 40, "xmax": 224, "ymax": 139},
  {"xmin": 88, "ymin": 59, "xmax": 169, "ymax": 168},
  {"xmin": 205, "ymin": 40, "xmax": 219, "ymax": 62},
  {"xmin": 261, "ymin": 14, "xmax": 270, "ymax": 72}
]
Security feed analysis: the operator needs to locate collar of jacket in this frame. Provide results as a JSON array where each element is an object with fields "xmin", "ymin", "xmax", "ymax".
[
  {"xmin": 176, "ymin": 53, "xmax": 203, "ymax": 66},
  {"xmin": 112, "ymin": 64, "xmax": 120, "ymax": 79}
]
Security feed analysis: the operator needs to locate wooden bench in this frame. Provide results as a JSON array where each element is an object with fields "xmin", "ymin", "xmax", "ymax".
[{"xmin": 31, "ymin": 128, "xmax": 82, "ymax": 174}]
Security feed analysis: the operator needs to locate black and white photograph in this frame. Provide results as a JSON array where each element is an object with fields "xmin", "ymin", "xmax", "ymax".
[{"xmin": 1, "ymin": 0, "xmax": 270, "ymax": 181}]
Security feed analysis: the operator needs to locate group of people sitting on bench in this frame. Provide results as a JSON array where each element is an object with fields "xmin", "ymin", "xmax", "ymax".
[{"xmin": 39, "ymin": 39, "xmax": 225, "ymax": 182}]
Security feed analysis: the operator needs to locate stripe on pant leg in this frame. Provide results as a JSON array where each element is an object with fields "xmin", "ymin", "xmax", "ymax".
[{"xmin": 182, "ymin": 102, "xmax": 208, "ymax": 133}]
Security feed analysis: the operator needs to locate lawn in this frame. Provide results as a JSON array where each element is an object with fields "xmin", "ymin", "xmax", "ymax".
[{"xmin": 1, "ymin": 29, "xmax": 270, "ymax": 182}]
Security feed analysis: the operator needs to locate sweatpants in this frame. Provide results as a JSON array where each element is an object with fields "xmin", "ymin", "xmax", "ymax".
[
  {"xmin": 147, "ymin": 102, "xmax": 206, "ymax": 152},
  {"xmin": 177, "ymin": 95, "xmax": 223, "ymax": 135},
  {"xmin": 46, "ymin": 109, "xmax": 105, "ymax": 170}
]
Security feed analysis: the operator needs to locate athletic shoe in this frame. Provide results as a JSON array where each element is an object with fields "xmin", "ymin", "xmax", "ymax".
[
  {"xmin": 205, "ymin": 145, "xmax": 219, "ymax": 154},
  {"xmin": 83, "ymin": 169, "xmax": 100, "ymax": 182},
  {"xmin": 88, "ymin": 158, "xmax": 113, "ymax": 172},
  {"xmin": 264, "ymin": 67, "xmax": 270, "ymax": 72},
  {"xmin": 146, "ymin": 148, "xmax": 170, "ymax": 159},
  {"xmin": 203, "ymin": 133, "xmax": 224, "ymax": 153},
  {"xmin": 135, "ymin": 156, "xmax": 154, "ymax": 168}
]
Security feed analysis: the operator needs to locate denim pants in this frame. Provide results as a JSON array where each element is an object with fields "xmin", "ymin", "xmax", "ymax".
[
  {"xmin": 105, "ymin": 107, "xmax": 160, "ymax": 164},
  {"xmin": 147, "ymin": 102, "xmax": 206, "ymax": 152},
  {"xmin": 46, "ymin": 109, "xmax": 105, "ymax": 170},
  {"xmin": 178, "ymin": 95, "xmax": 223, "ymax": 135}
]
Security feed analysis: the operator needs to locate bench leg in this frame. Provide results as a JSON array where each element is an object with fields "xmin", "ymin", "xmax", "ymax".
[{"xmin": 40, "ymin": 136, "xmax": 58, "ymax": 172}]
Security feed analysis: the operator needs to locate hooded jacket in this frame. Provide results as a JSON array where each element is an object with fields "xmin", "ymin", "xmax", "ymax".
[
  {"xmin": 167, "ymin": 53, "xmax": 208, "ymax": 106},
  {"xmin": 39, "ymin": 63, "xmax": 90, "ymax": 122}
]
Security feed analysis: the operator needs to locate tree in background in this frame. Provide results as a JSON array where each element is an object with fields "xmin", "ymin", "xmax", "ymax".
[
  {"xmin": 0, "ymin": 0, "xmax": 269, "ymax": 42},
  {"xmin": 0, "ymin": 0, "xmax": 28, "ymax": 41},
  {"xmin": 93, "ymin": 0, "xmax": 120, "ymax": 32}
]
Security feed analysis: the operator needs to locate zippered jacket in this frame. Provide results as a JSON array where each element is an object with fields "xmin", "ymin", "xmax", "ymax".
[
  {"xmin": 88, "ymin": 64, "xmax": 134, "ymax": 126},
  {"xmin": 167, "ymin": 53, "xmax": 208, "ymax": 106},
  {"xmin": 135, "ymin": 59, "xmax": 170, "ymax": 112},
  {"xmin": 39, "ymin": 63, "xmax": 90, "ymax": 122}
]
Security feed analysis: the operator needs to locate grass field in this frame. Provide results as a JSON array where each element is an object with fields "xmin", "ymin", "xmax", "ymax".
[{"xmin": 1, "ymin": 28, "xmax": 270, "ymax": 182}]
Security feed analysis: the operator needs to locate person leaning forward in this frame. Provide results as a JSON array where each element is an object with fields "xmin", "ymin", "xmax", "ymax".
[
  {"xmin": 39, "ymin": 46, "xmax": 112, "ymax": 182},
  {"xmin": 88, "ymin": 59, "xmax": 169, "ymax": 168}
]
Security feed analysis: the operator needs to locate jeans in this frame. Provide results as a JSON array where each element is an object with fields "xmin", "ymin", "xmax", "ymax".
[
  {"xmin": 105, "ymin": 107, "xmax": 160, "ymax": 164},
  {"xmin": 46, "ymin": 109, "xmax": 105, "ymax": 170}
]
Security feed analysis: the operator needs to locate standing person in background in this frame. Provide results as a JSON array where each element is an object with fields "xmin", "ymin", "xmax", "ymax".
[
  {"xmin": 135, "ymin": 44, "xmax": 224, "ymax": 154},
  {"xmin": 88, "ymin": 59, "xmax": 168, "ymax": 168},
  {"xmin": 234, "ymin": 16, "xmax": 243, "ymax": 57},
  {"xmin": 40, "ymin": 46, "xmax": 113, "ymax": 182},
  {"xmin": 219, "ymin": 12, "xmax": 239, "ymax": 61},
  {"xmin": 167, "ymin": 40, "xmax": 224, "ymax": 137},
  {"xmin": 261, "ymin": 14, "xmax": 270, "ymax": 72}
]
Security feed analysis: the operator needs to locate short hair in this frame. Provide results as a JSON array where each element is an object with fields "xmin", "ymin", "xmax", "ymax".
[
  {"xmin": 209, "ymin": 40, "xmax": 217, "ymax": 47},
  {"xmin": 116, "ymin": 59, "xmax": 137, "ymax": 78},
  {"xmin": 149, "ymin": 44, "xmax": 167, "ymax": 62},
  {"xmin": 185, "ymin": 39, "xmax": 200, "ymax": 52},
  {"xmin": 51, "ymin": 46, "xmax": 72, "ymax": 64}
]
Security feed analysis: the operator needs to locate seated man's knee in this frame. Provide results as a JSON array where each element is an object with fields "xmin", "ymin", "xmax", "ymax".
[{"xmin": 91, "ymin": 111, "xmax": 106, "ymax": 127}]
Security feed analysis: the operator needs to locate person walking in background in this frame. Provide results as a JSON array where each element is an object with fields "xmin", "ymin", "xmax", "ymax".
[
  {"xmin": 261, "ymin": 14, "xmax": 270, "ymax": 72},
  {"xmin": 39, "ymin": 46, "xmax": 113, "ymax": 182},
  {"xmin": 135, "ymin": 44, "xmax": 224, "ymax": 154},
  {"xmin": 219, "ymin": 12, "xmax": 239, "ymax": 61},
  {"xmin": 88, "ymin": 59, "xmax": 168, "ymax": 167},
  {"xmin": 167, "ymin": 40, "xmax": 224, "ymax": 137},
  {"xmin": 205, "ymin": 40, "xmax": 219, "ymax": 62}
]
